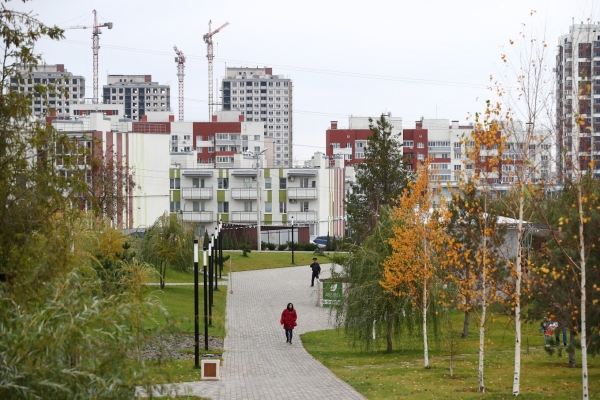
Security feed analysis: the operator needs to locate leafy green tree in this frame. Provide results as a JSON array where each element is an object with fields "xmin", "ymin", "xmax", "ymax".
[
  {"xmin": 0, "ymin": 5, "xmax": 88, "ymax": 304},
  {"xmin": 139, "ymin": 212, "xmax": 194, "ymax": 289},
  {"xmin": 531, "ymin": 176, "xmax": 600, "ymax": 369},
  {"xmin": 345, "ymin": 115, "xmax": 412, "ymax": 244},
  {"xmin": 332, "ymin": 206, "xmax": 416, "ymax": 353}
]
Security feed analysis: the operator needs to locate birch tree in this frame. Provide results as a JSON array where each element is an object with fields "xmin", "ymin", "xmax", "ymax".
[
  {"xmin": 464, "ymin": 12, "xmax": 555, "ymax": 395},
  {"xmin": 381, "ymin": 161, "xmax": 452, "ymax": 368},
  {"xmin": 447, "ymin": 181, "xmax": 507, "ymax": 392}
]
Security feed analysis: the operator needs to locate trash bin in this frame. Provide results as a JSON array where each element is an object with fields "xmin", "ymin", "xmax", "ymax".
[{"xmin": 201, "ymin": 359, "xmax": 221, "ymax": 380}]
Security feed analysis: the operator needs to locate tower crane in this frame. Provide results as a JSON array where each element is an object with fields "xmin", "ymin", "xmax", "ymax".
[
  {"xmin": 173, "ymin": 46, "xmax": 186, "ymax": 122},
  {"xmin": 203, "ymin": 20, "xmax": 229, "ymax": 119},
  {"xmin": 66, "ymin": 10, "xmax": 113, "ymax": 104}
]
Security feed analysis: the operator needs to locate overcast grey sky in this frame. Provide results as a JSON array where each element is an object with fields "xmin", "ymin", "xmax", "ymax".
[{"xmin": 10, "ymin": 0, "xmax": 598, "ymax": 161}]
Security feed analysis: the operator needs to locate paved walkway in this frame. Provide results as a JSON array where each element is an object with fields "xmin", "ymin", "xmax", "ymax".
[{"xmin": 149, "ymin": 264, "xmax": 365, "ymax": 399}]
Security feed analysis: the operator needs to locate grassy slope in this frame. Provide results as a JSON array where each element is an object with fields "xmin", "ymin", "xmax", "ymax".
[
  {"xmin": 149, "ymin": 251, "xmax": 330, "ymax": 283},
  {"xmin": 302, "ymin": 313, "xmax": 599, "ymax": 399},
  {"xmin": 145, "ymin": 285, "xmax": 227, "ymax": 339}
]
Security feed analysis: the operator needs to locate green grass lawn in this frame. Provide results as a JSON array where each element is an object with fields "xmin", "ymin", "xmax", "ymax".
[
  {"xmin": 149, "ymin": 251, "xmax": 332, "ymax": 283},
  {"xmin": 145, "ymin": 285, "xmax": 227, "ymax": 339},
  {"xmin": 302, "ymin": 313, "xmax": 599, "ymax": 399}
]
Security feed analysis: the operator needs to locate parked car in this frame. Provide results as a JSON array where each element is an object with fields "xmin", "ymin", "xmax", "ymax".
[{"xmin": 311, "ymin": 236, "xmax": 342, "ymax": 250}]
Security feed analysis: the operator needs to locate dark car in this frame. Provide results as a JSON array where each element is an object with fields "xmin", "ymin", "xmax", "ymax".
[{"xmin": 311, "ymin": 236, "xmax": 342, "ymax": 249}]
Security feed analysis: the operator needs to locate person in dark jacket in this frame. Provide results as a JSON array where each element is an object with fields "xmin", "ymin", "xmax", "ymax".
[
  {"xmin": 310, "ymin": 258, "xmax": 321, "ymax": 287},
  {"xmin": 280, "ymin": 303, "xmax": 297, "ymax": 344}
]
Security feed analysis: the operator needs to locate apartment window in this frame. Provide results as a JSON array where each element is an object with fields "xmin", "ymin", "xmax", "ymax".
[
  {"xmin": 345, "ymin": 143, "xmax": 352, "ymax": 148},
  {"xmin": 265, "ymin": 177, "xmax": 272, "ymax": 189},
  {"xmin": 279, "ymin": 201, "xmax": 286, "ymax": 213},
  {"xmin": 403, "ymin": 141, "xmax": 414, "ymax": 148},
  {"xmin": 170, "ymin": 178, "xmax": 180, "ymax": 189},
  {"xmin": 331, "ymin": 143, "xmax": 340, "ymax": 149},
  {"xmin": 244, "ymin": 201, "xmax": 253, "ymax": 212},
  {"xmin": 192, "ymin": 201, "xmax": 205, "ymax": 212},
  {"xmin": 300, "ymin": 201, "xmax": 309, "ymax": 212},
  {"xmin": 217, "ymin": 178, "xmax": 229, "ymax": 189},
  {"xmin": 453, "ymin": 165, "xmax": 462, "ymax": 170},
  {"xmin": 170, "ymin": 201, "xmax": 181, "ymax": 212},
  {"xmin": 192, "ymin": 178, "xmax": 205, "ymax": 188},
  {"xmin": 300, "ymin": 177, "xmax": 309, "ymax": 188},
  {"xmin": 279, "ymin": 177, "xmax": 287, "ymax": 189},
  {"xmin": 265, "ymin": 201, "xmax": 272, "ymax": 213},
  {"xmin": 208, "ymin": 147, "xmax": 214, "ymax": 153},
  {"xmin": 218, "ymin": 201, "xmax": 229, "ymax": 213},
  {"xmin": 417, "ymin": 142, "xmax": 424, "ymax": 148},
  {"xmin": 417, "ymin": 154, "xmax": 425, "ymax": 161}
]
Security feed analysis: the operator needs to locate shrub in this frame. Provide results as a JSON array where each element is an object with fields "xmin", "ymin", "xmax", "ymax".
[
  {"xmin": 277, "ymin": 243, "xmax": 288, "ymax": 251},
  {"xmin": 267, "ymin": 243, "xmax": 276, "ymax": 251},
  {"xmin": 240, "ymin": 244, "xmax": 252, "ymax": 257}
]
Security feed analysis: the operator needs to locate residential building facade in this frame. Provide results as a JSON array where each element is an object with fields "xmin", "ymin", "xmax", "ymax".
[
  {"xmin": 169, "ymin": 153, "xmax": 346, "ymax": 238},
  {"xmin": 325, "ymin": 115, "xmax": 403, "ymax": 166},
  {"xmin": 221, "ymin": 67, "xmax": 293, "ymax": 166},
  {"xmin": 50, "ymin": 107, "xmax": 170, "ymax": 228},
  {"xmin": 11, "ymin": 64, "xmax": 85, "ymax": 118},
  {"xmin": 556, "ymin": 23, "xmax": 600, "ymax": 179},
  {"xmin": 102, "ymin": 75, "xmax": 171, "ymax": 121}
]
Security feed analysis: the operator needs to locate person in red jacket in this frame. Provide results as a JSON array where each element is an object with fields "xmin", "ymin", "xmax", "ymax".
[{"xmin": 280, "ymin": 303, "xmax": 297, "ymax": 344}]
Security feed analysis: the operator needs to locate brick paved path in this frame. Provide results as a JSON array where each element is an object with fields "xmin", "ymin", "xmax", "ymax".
[{"xmin": 148, "ymin": 264, "xmax": 365, "ymax": 399}]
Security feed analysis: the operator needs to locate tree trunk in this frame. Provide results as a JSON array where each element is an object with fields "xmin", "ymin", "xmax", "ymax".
[
  {"xmin": 578, "ymin": 198, "xmax": 589, "ymax": 399},
  {"xmin": 386, "ymin": 306, "xmax": 394, "ymax": 353},
  {"xmin": 423, "ymin": 277, "xmax": 429, "ymax": 368},
  {"xmin": 512, "ymin": 193, "xmax": 524, "ymax": 396},
  {"xmin": 478, "ymin": 298, "xmax": 487, "ymax": 393},
  {"xmin": 568, "ymin": 329, "xmax": 576, "ymax": 368},
  {"xmin": 461, "ymin": 310, "xmax": 471, "ymax": 339},
  {"xmin": 160, "ymin": 261, "xmax": 166, "ymax": 290}
]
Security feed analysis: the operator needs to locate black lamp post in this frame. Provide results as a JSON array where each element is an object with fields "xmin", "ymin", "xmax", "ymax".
[
  {"xmin": 219, "ymin": 220, "xmax": 223, "ymax": 278},
  {"xmin": 214, "ymin": 226, "xmax": 219, "ymax": 290},
  {"xmin": 193, "ymin": 239, "xmax": 200, "ymax": 367},
  {"xmin": 291, "ymin": 216, "xmax": 295, "ymax": 264},
  {"xmin": 203, "ymin": 244, "xmax": 209, "ymax": 350},
  {"xmin": 208, "ymin": 234, "xmax": 214, "ymax": 326}
]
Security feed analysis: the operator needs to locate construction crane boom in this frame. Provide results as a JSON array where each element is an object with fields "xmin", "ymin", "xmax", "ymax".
[
  {"xmin": 174, "ymin": 46, "xmax": 186, "ymax": 122},
  {"xmin": 66, "ymin": 10, "xmax": 113, "ymax": 104},
  {"xmin": 203, "ymin": 20, "xmax": 229, "ymax": 119}
]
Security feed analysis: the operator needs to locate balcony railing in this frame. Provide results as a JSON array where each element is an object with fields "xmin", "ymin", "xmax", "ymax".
[
  {"xmin": 231, "ymin": 187, "xmax": 258, "ymax": 199},
  {"xmin": 180, "ymin": 211, "xmax": 214, "ymax": 223},
  {"xmin": 287, "ymin": 187, "xmax": 317, "ymax": 199},
  {"xmin": 288, "ymin": 210, "xmax": 318, "ymax": 222},
  {"xmin": 231, "ymin": 211, "xmax": 257, "ymax": 223},
  {"xmin": 181, "ymin": 187, "xmax": 213, "ymax": 199}
]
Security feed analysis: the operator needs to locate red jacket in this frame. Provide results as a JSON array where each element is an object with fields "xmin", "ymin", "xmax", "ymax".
[{"xmin": 280, "ymin": 308, "xmax": 297, "ymax": 330}]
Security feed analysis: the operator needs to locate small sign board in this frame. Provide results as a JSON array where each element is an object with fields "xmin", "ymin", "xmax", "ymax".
[{"xmin": 322, "ymin": 281, "xmax": 343, "ymax": 307}]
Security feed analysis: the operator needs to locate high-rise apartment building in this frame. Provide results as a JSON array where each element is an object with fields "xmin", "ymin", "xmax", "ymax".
[
  {"xmin": 556, "ymin": 23, "xmax": 600, "ymax": 179},
  {"xmin": 221, "ymin": 67, "xmax": 293, "ymax": 166},
  {"xmin": 103, "ymin": 75, "xmax": 170, "ymax": 121},
  {"xmin": 11, "ymin": 64, "xmax": 85, "ymax": 118}
]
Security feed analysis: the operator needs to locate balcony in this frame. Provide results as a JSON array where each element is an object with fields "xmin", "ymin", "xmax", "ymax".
[
  {"xmin": 180, "ymin": 211, "xmax": 214, "ymax": 223},
  {"xmin": 231, "ymin": 211, "xmax": 257, "ymax": 223},
  {"xmin": 288, "ymin": 210, "xmax": 318, "ymax": 223},
  {"xmin": 181, "ymin": 187, "xmax": 213, "ymax": 200},
  {"xmin": 287, "ymin": 187, "xmax": 317, "ymax": 199},
  {"xmin": 231, "ymin": 187, "xmax": 258, "ymax": 199}
]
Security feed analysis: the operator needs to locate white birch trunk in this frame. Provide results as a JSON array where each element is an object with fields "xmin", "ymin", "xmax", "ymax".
[
  {"xmin": 479, "ymin": 298, "xmax": 486, "ymax": 392},
  {"xmin": 423, "ymin": 277, "xmax": 429, "ymax": 369},
  {"xmin": 512, "ymin": 191, "xmax": 524, "ymax": 396},
  {"xmin": 577, "ymin": 178, "xmax": 589, "ymax": 399}
]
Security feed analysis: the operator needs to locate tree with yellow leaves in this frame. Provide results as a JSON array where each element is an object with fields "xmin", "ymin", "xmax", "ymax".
[
  {"xmin": 381, "ymin": 160, "xmax": 452, "ymax": 368},
  {"xmin": 447, "ymin": 181, "xmax": 508, "ymax": 392}
]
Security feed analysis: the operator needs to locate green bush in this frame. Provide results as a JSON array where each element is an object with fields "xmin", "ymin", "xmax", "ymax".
[{"xmin": 277, "ymin": 243, "xmax": 289, "ymax": 251}]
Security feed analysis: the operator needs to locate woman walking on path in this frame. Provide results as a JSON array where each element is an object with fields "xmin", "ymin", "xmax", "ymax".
[{"xmin": 280, "ymin": 303, "xmax": 297, "ymax": 344}]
